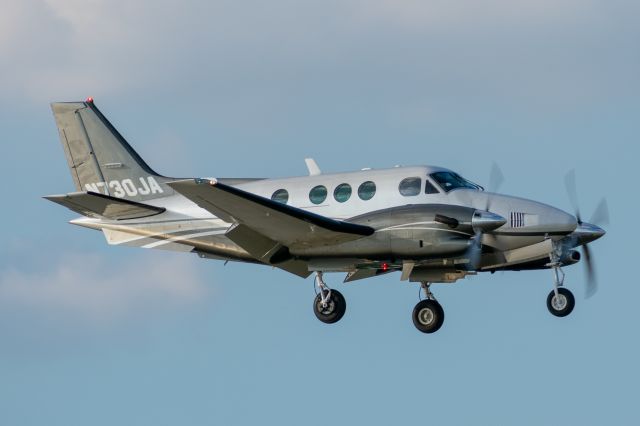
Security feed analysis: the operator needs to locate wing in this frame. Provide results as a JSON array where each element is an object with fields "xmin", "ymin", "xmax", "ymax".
[
  {"xmin": 167, "ymin": 179, "xmax": 374, "ymax": 249},
  {"xmin": 44, "ymin": 191, "xmax": 165, "ymax": 220}
]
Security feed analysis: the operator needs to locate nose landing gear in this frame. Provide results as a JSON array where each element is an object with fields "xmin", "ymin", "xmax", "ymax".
[
  {"xmin": 546, "ymin": 246, "xmax": 576, "ymax": 317},
  {"xmin": 412, "ymin": 282, "xmax": 445, "ymax": 333}
]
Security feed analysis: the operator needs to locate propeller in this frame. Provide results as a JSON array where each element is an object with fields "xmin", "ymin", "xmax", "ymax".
[
  {"xmin": 486, "ymin": 162, "xmax": 505, "ymax": 211},
  {"xmin": 564, "ymin": 170, "xmax": 609, "ymax": 298},
  {"xmin": 467, "ymin": 162, "xmax": 505, "ymax": 269}
]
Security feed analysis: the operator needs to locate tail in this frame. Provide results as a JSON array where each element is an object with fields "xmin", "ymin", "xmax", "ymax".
[{"xmin": 51, "ymin": 99, "xmax": 174, "ymax": 202}]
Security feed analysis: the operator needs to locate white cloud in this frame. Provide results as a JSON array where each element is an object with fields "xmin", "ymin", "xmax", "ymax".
[
  {"xmin": 0, "ymin": 0, "xmax": 637, "ymax": 109},
  {"xmin": 0, "ymin": 251, "xmax": 211, "ymax": 328}
]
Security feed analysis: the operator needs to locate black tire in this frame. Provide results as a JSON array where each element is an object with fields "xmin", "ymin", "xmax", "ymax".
[
  {"xmin": 313, "ymin": 289, "xmax": 346, "ymax": 324},
  {"xmin": 546, "ymin": 287, "xmax": 575, "ymax": 317},
  {"xmin": 412, "ymin": 299, "xmax": 445, "ymax": 333}
]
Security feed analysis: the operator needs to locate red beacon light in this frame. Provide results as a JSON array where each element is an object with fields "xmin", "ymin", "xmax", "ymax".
[
  {"xmin": 86, "ymin": 97, "xmax": 94, "ymax": 103},
  {"xmin": 381, "ymin": 262, "xmax": 389, "ymax": 272}
]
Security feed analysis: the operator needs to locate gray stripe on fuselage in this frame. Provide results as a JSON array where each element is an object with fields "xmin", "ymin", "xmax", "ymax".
[{"xmin": 110, "ymin": 227, "xmax": 227, "ymax": 246}]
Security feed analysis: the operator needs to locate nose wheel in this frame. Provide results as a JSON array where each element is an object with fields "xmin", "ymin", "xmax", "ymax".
[{"xmin": 547, "ymin": 287, "xmax": 575, "ymax": 317}]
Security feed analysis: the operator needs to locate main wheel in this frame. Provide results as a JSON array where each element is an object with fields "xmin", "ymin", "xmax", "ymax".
[
  {"xmin": 313, "ymin": 289, "xmax": 346, "ymax": 324},
  {"xmin": 412, "ymin": 299, "xmax": 445, "ymax": 333},
  {"xmin": 546, "ymin": 287, "xmax": 575, "ymax": 317}
]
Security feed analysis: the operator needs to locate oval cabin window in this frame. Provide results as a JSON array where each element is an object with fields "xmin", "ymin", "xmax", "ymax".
[
  {"xmin": 271, "ymin": 189, "xmax": 289, "ymax": 204},
  {"xmin": 333, "ymin": 183, "xmax": 352, "ymax": 203},
  {"xmin": 358, "ymin": 181, "xmax": 376, "ymax": 201},
  {"xmin": 399, "ymin": 177, "xmax": 421, "ymax": 196},
  {"xmin": 309, "ymin": 185, "xmax": 328, "ymax": 204}
]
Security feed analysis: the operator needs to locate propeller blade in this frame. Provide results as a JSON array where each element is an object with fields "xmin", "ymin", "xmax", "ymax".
[
  {"xmin": 485, "ymin": 162, "xmax": 504, "ymax": 211},
  {"xmin": 589, "ymin": 198, "xmax": 610, "ymax": 227},
  {"xmin": 467, "ymin": 163, "xmax": 505, "ymax": 268},
  {"xmin": 488, "ymin": 162, "xmax": 505, "ymax": 193},
  {"xmin": 564, "ymin": 170, "xmax": 582, "ymax": 223},
  {"xmin": 466, "ymin": 230, "xmax": 483, "ymax": 270},
  {"xmin": 582, "ymin": 244, "xmax": 597, "ymax": 298}
]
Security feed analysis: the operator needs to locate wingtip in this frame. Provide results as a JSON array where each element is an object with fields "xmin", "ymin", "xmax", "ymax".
[{"xmin": 43, "ymin": 194, "xmax": 66, "ymax": 202}]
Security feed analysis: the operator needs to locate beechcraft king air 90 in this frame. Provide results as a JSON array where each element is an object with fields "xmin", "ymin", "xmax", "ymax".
[{"xmin": 45, "ymin": 99, "xmax": 608, "ymax": 333}]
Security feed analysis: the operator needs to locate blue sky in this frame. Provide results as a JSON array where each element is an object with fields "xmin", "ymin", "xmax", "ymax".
[{"xmin": 1, "ymin": 1, "xmax": 638, "ymax": 425}]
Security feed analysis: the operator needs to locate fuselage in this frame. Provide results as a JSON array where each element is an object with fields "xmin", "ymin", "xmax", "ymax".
[{"xmin": 73, "ymin": 164, "xmax": 578, "ymax": 270}]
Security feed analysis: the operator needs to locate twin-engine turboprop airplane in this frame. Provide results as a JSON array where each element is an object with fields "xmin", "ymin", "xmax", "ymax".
[{"xmin": 45, "ymin": 99, "xmax": 608, "ymax": 333}]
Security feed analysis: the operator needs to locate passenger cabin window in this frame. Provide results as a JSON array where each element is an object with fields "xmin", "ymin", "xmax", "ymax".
[
  {"xmin": 425, "ymin": 180, "xmax": 439, "ymax": 194},
  {"xmin": 430, "ymin": 172, "xmax": 482, "ymax": 192},
  {"xmin": 399, "ymin": 177, "xmax": 421, "ymax": 196},
  {"xmin": 309, "ymin": 185, "xmax": 328, "ymax": 204},
  {"xmin": 334, "ymin": 183, "xmax": 352, "ymax": 203},
  {"xmin": 358, "ymin": 181, "xmax": 376, "ymax": 200},
  {"xmin": 271, "ymin": 189, "xmax": 289, "ymax": 204}
]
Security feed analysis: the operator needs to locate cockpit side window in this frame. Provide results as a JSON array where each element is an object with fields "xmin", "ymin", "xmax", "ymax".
[
  {"xmin": 425, "ymin": 179, "xmax": 440, "ymax": 194},
  {"xmin": 430, "ymin": 172, "xmax": 481, "ymax": 192}
]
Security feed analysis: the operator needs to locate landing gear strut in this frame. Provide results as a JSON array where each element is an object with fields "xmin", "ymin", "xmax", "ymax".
[
  {"xmin": 312, "ymin": 272, "xmax": 346, "ymax": 324},
  {"xmin": 546, "ymin": 245, "xmax": 575, "ymax": 317},
  {"xmin": 412, "ymin": 282, "xmax": 445, "ymax": 333}
]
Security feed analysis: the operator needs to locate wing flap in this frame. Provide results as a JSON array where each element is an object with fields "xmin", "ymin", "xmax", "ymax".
[
  {"xmin": 167, "ymin": 179, "xmax": 374, "ymax": 248},
  {"xmin": 45, "ymin": 191, "xmax": 165, "ymax": 220},
  {"xmin": 224, "ymin": 223, "xmax": 310, "ymax": 277}
]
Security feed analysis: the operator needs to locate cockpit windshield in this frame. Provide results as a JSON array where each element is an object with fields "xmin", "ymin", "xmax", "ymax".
[{"xmin": 430, "ymin": 171, "xmax": 483, "ymax": 192}]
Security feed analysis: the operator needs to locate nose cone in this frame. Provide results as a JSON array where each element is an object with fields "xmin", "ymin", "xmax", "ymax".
[
  {"xmin": 574, "ymin": 222, "xmax": 606, "ymax": 244},
  {"xmin": 472, "ymin": 210, "xmax": 507, "ymax": 232}
]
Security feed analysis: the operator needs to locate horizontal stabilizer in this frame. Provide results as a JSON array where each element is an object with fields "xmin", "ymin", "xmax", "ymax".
[
  {"xmin": 44, "ymin": 191, "xmax": 166, "ymax": 220},
  {"xmin": 167, "ymin": 179, "xmax": 374, "ymax": 248}
]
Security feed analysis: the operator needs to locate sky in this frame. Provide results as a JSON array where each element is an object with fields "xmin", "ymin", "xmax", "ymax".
[{"xmin": 1, "ymin": 0, "xmax": 639, "ymax": 424}]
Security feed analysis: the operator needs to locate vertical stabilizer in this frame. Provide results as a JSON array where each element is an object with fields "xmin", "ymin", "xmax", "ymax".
[{"xmin": 51, "ymin": 99, "xmax": 174, "ymax": 202}]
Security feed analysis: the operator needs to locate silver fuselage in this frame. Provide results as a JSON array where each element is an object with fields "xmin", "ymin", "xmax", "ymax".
[{"xmin": 72, "ymin": 165, "xmax": 581, "ymax": 273}]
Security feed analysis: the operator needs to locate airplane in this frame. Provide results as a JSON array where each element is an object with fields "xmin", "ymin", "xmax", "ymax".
[{"xmin": 45, "ymin": 98, "xmax": 608, "ymax": 333}]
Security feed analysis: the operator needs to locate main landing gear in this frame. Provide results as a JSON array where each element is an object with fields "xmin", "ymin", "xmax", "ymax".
[
  {"xmin": 546, "ymin": 247, "xmax": 576, "ymax": 317},
  {"xmin": 313, "ymin": 272, "xmax": 346, "ymax": 324},
  {"xmin": 412, "ymin": 282, "xmax": 445, "ymax": 333},
  {"xmin": 311, "ymin": 273, "xmax": 446, "ymax": 333}
]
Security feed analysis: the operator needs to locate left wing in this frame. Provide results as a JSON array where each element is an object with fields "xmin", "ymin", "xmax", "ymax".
[{"xmin": 167, "ymin": 179, "xmax": 374, "ymax": 249}]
